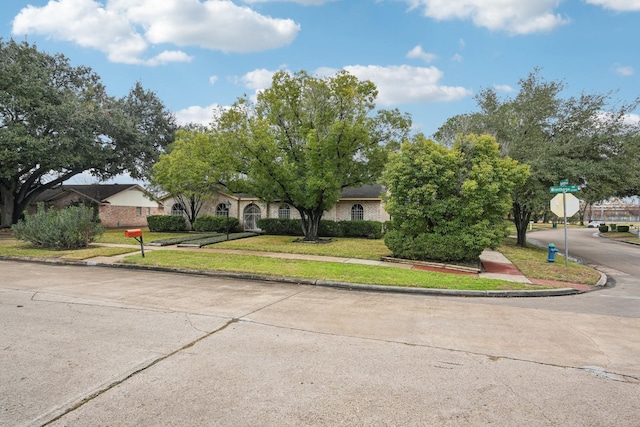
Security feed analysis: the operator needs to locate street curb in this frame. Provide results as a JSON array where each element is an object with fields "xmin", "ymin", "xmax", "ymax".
[{"xmin": 1, "ymin": 255, "xmax": 586, "ymax": 298}]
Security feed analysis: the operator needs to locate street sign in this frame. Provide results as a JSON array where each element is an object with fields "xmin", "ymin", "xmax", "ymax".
[
  {"xmin": 550, "ymin": 185, "xmax": 579, "ymax": 193},
  {"xmin": 560, "ymin": 179, "xmax": 569, "ymax": 186},
  {"xmin": 551, "ymin": 193, "xmax": 580, "ymax": 217}
]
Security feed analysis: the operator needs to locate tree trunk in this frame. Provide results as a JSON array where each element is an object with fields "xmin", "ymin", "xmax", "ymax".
[
  {"xmin": 512, "ymin": 202, "xmax": 531, "ymax": 247},
  {"xmin": 0, "ymin": 181, "xmax": 18, "ymax": 228},
  {"xmin": 299, "ymin": 209, "xmax": 323, "ymax": 241}
]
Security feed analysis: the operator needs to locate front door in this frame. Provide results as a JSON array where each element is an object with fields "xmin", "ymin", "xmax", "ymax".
[{"xmin": 243, "ymin": 204, "xmax": 261, "ymax": 231}]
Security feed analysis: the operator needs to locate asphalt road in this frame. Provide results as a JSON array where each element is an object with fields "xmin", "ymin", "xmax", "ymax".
[{"xmin": 1, "ymin": 233, "xmax": 639, "ymax": 426}]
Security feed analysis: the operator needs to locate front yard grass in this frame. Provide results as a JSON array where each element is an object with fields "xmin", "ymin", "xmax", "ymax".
[
  {"xmin": 96, "ymin": 227, "xmax": 195, "ymax": 245},
  {"xmin": 498, "ymin": 238, "xmax": 601, "ymax": 285},
  {"xmin": 0, "ymin": 240, "xmax": 137, "ymax": 260},
  {"xmin": 212, "ymin": 235, "xmax": 392, "ymax": 260},
  {"xmin": 120, "ymin": 250, "xmax": 533, "ymax": 291}
]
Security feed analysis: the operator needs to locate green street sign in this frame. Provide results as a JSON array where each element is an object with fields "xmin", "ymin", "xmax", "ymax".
[
  {"xmin": 559, "ymin": 179, "xmax": 569, "ymax": 186},
  {"xmin": 550, "ymin": 185, "xmax": 579, "ymax": 193}
]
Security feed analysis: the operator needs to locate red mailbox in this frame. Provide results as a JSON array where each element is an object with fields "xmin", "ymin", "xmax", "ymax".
[
  {"xmin": 125, "ymin": 229, "xmax": 142, "ymax": 238},
  {"xmin": 124, "ymin": 229, "xmax": 145, "ymax": 257}
]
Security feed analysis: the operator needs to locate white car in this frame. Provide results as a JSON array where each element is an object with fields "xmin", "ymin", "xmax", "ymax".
[{"xmin": 587, "ymin": 221, "xmax": 602, "ymax": 228}]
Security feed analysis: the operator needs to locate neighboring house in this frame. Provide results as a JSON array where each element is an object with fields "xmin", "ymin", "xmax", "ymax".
[
  {"xmin": 30, "ymin": 184, "xmax": 163, "ymax": 227},
  {"xmin": 588, "ymin": 196, "xmax": 640, "ymax": 223},
  {"xmin": 162, "ymin": 184, "xmax": 390, "ymax": 231}
]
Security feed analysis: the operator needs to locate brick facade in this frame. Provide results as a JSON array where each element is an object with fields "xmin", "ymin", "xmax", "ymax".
[{"xmin": 99, "ymin": 205, "xmax": 164, "ymax": 228}]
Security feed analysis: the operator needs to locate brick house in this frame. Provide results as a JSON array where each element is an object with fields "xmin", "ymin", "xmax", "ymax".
[
  {"xmin": 30, "ymin": 184, "xmax": 163, "ymax": 228},
  {"xmin": 162, "ymin": 184, "xmax": 390, "ymax": 231}
]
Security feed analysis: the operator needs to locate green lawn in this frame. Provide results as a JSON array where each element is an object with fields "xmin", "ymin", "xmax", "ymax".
[
  {"xmin": 120, "ymin": 250, "xmax": 533, "ymax": 291},
  {"xmin": 0, "ymin": 240, "xmax": 137, "ymax": 260},
  {"xmin": 498, "ymin": 238, "xmax": 601, "ymax": 285},
  {"xmin": 96, "ymin": 228, "xmax": 196, "ymax": 245},
  {"xmin": 0, "ymin": 231, "xmax": 605, "ymax": 290},
  {"xmin": 212, "ymin": 235, "xmax": 392, "ymax": 260}
]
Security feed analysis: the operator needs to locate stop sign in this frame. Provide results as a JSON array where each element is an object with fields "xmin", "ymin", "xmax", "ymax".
[{"xmin": 550, "ymin": 193, "xmax": 580, "ymax": 217}]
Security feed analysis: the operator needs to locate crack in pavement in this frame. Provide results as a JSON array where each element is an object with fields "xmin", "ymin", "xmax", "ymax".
[
  {"xmin": 239, "ymin": 318, "xmax": 640, "ymax": 385},
  {"xmin": 40, "ymin": 318, "xmax": 239, "ymax": 427}
]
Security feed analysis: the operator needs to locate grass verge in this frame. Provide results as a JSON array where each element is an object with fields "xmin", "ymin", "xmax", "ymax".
[
  {"xmin": 499, "ymin": 238, "xmax": 601, "ymax": 285},
  {"xmin": 96, "ymin": 228, "xmax": 195, "ymax": 245},
  {"xmin": 0, "ymin": 240, "xmax": 137, "ymax": 260},
  {"xmin": 120, "ymin": 250, "xmax": 536, "ymax": 291}
]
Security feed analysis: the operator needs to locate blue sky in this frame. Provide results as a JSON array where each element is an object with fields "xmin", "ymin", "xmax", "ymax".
[{"xmin": 3, "ymin": 0, "xmax": 640, "ymax": 183}]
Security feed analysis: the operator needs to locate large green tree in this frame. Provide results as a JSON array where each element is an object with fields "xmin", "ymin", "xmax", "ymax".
[
  {"xmin": 435, "ymin": 70, "xmax": 639, "ymax": 246},
  {"xmin": 150, "ymin": 128, "xmax": 240, "ymax": 228},
  {"xmin": 0, "ymin": 39, "xmax": 176, "ymax": 227},
  {"xmin": 382, "ymin": 133, "xmax": 528, "ymax": 262},
  {"xmin": 209, "ymin": 70, "xmax": 411, "ymax": 241}
]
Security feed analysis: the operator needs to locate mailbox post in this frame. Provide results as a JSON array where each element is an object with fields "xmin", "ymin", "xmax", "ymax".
[{"xmin": 125, "ymin": 229, "xmax": 145, "ymax": 258}]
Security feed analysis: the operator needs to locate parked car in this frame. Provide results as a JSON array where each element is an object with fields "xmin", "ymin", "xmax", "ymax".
[{"xmin": 587, "ymin": 221, "xmax": 602, "ymax": 228}]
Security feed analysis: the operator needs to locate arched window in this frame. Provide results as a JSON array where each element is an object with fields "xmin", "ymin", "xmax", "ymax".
[
  {"xmin": 215, "ymin": 203, "xmax": 230, "ymax": 217},
  {"xmin": 278, "ymin": 204, "xmax": 290, "ymax": 219},
  {"xmin": 171, "ymin": 203, "xmax": 185, "ymax": 216},
  {"xmin": 351, "ymin": 204, "xmax": 364, "ymax": 221},
  {"xmin": 243, "ymin": 204, "xmax": 261, "ymax": 230}
]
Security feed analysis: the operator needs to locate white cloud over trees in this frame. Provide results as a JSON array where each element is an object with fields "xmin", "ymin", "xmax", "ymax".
[{"xmin": 12, "ymin": 0, "xmax": 300, "ymax": 65}]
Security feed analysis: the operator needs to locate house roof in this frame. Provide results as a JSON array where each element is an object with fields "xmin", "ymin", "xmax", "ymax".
[
  {"xmin": 339, "ymin": 184, "xmax": 385, "ymax": 200},
  {"xmin": 34, "ymin": 184, "xmax": 146, "ymax": 204}
]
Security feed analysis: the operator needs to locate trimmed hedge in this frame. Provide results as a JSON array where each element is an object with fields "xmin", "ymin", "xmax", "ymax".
[
  {"xmin": 257, "ymin": 218, "xmax": 383, "ymax": 239},
  {"xmin": 147, "ymin": 215, "xmax": 187, "ymax": 232},
  {"xmin": 193, "ymin": 215, "xmax": 239, "ymax": 233},
  {"xmin": 256, "ymin": 218, "xmax": 303, "ymax": 236},
  {"xmin": 616, "ymin": 225, "xmax": 630, "ymax": 232}
]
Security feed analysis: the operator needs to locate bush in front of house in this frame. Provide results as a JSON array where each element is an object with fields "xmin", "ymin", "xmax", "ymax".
[
  {"xmin": 193, "ymin": 215, "xmax": 239, "ymax": 233},
  {"xmin": 12, "ymin": 203, "xmax": 104, "ymax": 249},
  {"xmin": 337, "ymin": 220, "xmax": 383, "ymax": 239},
  {"xmin": 257, "ymin": 218, "xmax": 303, "ymax": 236},
  {"xmin": 258, "ymin": 218, "xmax": 383, "ymax": 239},
  {"xmin": 147, "ymin": 215, "xmax": 186, "ymax": 232},
  {"xmin": 598, "ymin": 224, "xmax": 609, "ymax": 233},
  {"xmin": 616, "ymin": 225, "xmax": 630, "ymax": 232}
]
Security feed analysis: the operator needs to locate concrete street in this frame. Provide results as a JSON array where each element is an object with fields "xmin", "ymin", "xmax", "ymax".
[{"xmin": 1, "ymin": 229, "xmax": 639, "ymax": 426}]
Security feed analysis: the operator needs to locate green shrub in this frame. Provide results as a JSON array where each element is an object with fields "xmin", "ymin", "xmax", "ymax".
[
  {"xmin": 318, "ymin": 220, "xmax": 342, "ymax": 237},
  {"xmin": 598, "ymin": 224, "xmax": 609, "ymax": 233},
  {"xmin": 257, "ymin": 218, "xmax": 303, "ymax": 235},
  {"xmin": 12, "ymin": 203, "xmax": 104, "ymax": 249},
  {"xmin": 616, "ymin": 225, "xmax": 630, "ymax": 232},
  {"xmin": 257, "ymin": 218, "xmax": 383, "ymax": 238},
  {"xmin": 147, "ymin": 215, "xmax": 186, "ymax": 232},
  {"xmin": 384, "ymin": 229, "xmax": 487, "ymax": 262},
  {"xmin": 338, "ymin": 220, "xmax": 383, "ymax": 239},
  {"xmin": 193, "ymin": 215, "xmax": 239, "ymax": 233}
]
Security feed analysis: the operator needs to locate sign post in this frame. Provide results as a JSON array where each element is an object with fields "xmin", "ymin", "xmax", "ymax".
[{"xmin": 550, "ymin": 184, "xmax": 579, "ymax": 267}]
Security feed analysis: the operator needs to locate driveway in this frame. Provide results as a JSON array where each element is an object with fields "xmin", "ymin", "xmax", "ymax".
[{"xmin": 2, "ymin": 252, "xmax": 640, "ymax": 426}]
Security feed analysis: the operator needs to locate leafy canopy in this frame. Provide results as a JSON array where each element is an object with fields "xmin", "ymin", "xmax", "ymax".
[
  {"xmin": 209, "ymin": 70, "xmax": 411, "ymax": 240},
  {"xmin": 0, "ymin": 38, "xmax": 176, "ymax": 227},
  {"xmin": 383, "ymin": 134, "xmax": 529, "ymax": 262}
]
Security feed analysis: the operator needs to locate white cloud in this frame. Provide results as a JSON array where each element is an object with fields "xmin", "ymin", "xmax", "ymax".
[
  {"xmin": 209, "ymin": 75, "xmax": 219, "ymax": 85},
  {"xmin": 451, "ymin": 53, "xmax": 464, "ymax": 62},
  {"xmin": 241, "ymin": 68, "xmax": 278, "ymax": 90},
  {"xmin": 242, "ymin": 0, "xmax": 333, "ymax": 4},
  {"xmin": 145, "ymin": 50, "xmax": 193, "ymax": 66},
  {"xmin": 342, "ymin": 65, "xmax": 472, "ymax": 105},
  {"xmin": 615, "ymin": 65, "xmax": 634, "ymax": 76},
  {"xmin": 406, "ymin": 45, "xmax": 437, "ymax": 63},
  {"xmin": 12, "ymin": 0, "xmax": 300, "ymax": 65},
  {"xmin": 584, "ymin": 0, "xmax": 640, "ymax": 11},
  {"xmin": 236, "ymin": 65, "xmax": 470, "ymax": 106},
  {"xmin": 493, "ymin": 84, "xmax": 515, "ymax": 92},
  {"xmin": 403, "ymin": 0, "xmax": 570, "ymax": 34},
  {"xmin": 175, "ymin": 104, "xmax": 220, "ymax": 126}
]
